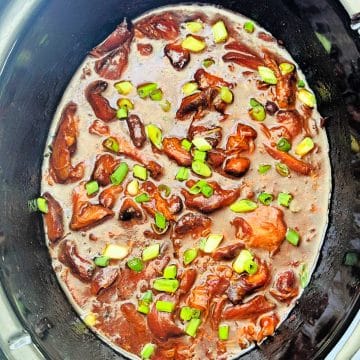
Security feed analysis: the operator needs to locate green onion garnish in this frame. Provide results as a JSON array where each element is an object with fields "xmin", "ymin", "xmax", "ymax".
[
  {"xmin": 344, "ymin": 252, "xmax": 358, "ymax": 266},
  {"xmin": 297, "ymin": 80, "xmax": 305, "ymax": 88},
  {"xmin": 230, "ymin": 199, "xmax": 258, "ymax": 213},
  {"xmin": 116, "ymin": 106, "xmax": 128, "ymax": 119},
  {"xmin": 135, "ymin": 193, "xmax": 150, "ymax": 203},
  {"xmin": 278, "ymin": 192, "xmax": 293, "ymax": 207},
  {"xmin": 249, "ymin": 104, "xmax": 266, "ymax": 121},
  {"xmin": 127, "ymin": 180, "xmax": 139, "ymax": 196},
  {"xmin": 140, "ymin": 343, "xmax": 156, "ymax": 359},
  {"xmin": 286, "ymin": 228, "xmax": 300, "ymax": 246},
  {"xmin": 244, "ymin": 259, "xmax": 258, "ymax": 274},
  {"xmin": 201, "ymin": 184, "xmax": 213, "ymax": 198},
  {"xmin": 103, "ymin": 136, "xmax": 119, "ymax": 153},
  {"xmin": 160, "ymin": 99, "xmax": 171, "ymax": 112},
  {"xmin": 279, "ymin": 62, "xmax": 295, "ymax": 75},
  {"xmin": 133, "ymin": 164, "xmax": 148, "ymax": 181},
  {"xmin": 257, "ymin": 192, "xmax": 273, "ymax": 206},
  {"xmin": 277, "ymin": 138, "xmax": 291, "ymax": 152},
  {"xmin": 258, "ymin": 66, "xmax": 278, "ymax": 84},
  {"xmin": 185, "ymin": 21, "xmax": 203, "ymax": 33},
  {"xmin": 110, "ymin": 162, "xmax": 129, "ymax": 185},
  {"xmin": 250, "ymin": 98, "xmax": 261, "ymax": 107},
  {"xmin": 176, "ymin": 167, "xmax": 189, "ymax": 181},
  {"xmin": 298, "ymin": 89, "xmax": 316, "ymax": 108},
  {"xmin": 117, "ymin": 98, "xmax": 134, "ymax": 110},
  {"xmin": 155, "ymin": 212, "xmax": 167, "ymax": 230},
  {"xmin": 137, "ymin": 302, "xmax": 150, "ymax": 315},
  {"xmin": 142, "ymin": 290, "xmax": 153, "ymax": 303},
  {"xmin": 127, "ymin": 257, "xmax": 144, "ymax": 272},
  {"xmin": 28, "ymin": 197, "xmax": 48, "ymax": 213},
  {"xmin": 181, "ymin": 139, "xmax": 192, "ymax": 151},
  {"xmin": 153, "ymin": 278, "xmax": 179, "ymax": 293},
  {"xmin": 193, "ymin": 150, "xmax": 207, "ymax": 162},
  {"xmin": 142, "ymin": 244, "xmax": 160, "ymax": 261},
  {"xmin": 180, "ymin": 306, "xmax": 194, "ymax": 321},
  {"xmin": 183, "ymin": 248, "xmax": 198, "ymax": 265},
  {"xmin": 275, "ymin": 163, "xmax": 290, "ymax": 177},
  {"xmin": 258, "ymin": 164, "xmax": 271, "ymax": 174},
  {"xmin": 203, "ymin": 58, "xmax": 215, "ymax": 68},
  {"xmin": 182, "ymin": 35, "xmax": 206, "ymax": 52},
  {"xmin": 192, "ymin": 137, "xmax": 212, "ymax": 151},
  {"xmin": 218, "ymin": 324, "xmax": 230, "ymax": 340},
  {"xmin": 211, "ymin": 20, "xmax": 228, "ymax": 43},
  {"xmin": 299, "ymin": 263, "xmax": 309, "ymax": 288},
  {"xmin": 192, "ymin": 160, "xmax": 212, "ymax": 177},
  {"xmin": 188, "ymin": 180, "xmax": 213, "ymax": 197},
  {"xmin": 163, "ymin": 265, "xmax": 177, "ymax": 279},
  {"xmin": 94, "ymin": 256, "xmax": 110, "ymax": 267},
  {"xmin": 158, "ymin": 184, "xmax": 171, "ymax": 197},
  {"xmin": 155, "ymin": 300, "xmax": 175, "ymax": 313},
  {"xmin": 232, "ymin": 249, "xmax": 254, "ymax": 274},
  {"xmin": 185, "ymin": 318, "xmax": 201, "ymax": 337},
  {"xmin": 150, "ymin": 88, "xmax": 163, "ymax": 101},
  {"xmin": 114, "ymin": 80, "xmax": 133, "ymax": 95},
  {"xmin": 220, "ymin": 87, "xmax": 233, "ymax": 104},
  {"xmin": 182, "ymin": 82, "xmax": 199, "ymax": 96},
  {"xmin": 146, "ymin": 124, "xmax": 163, "ymax": 150},
  {"xmin": 243, "ymin": 21, "xmax": 255, "ymax": 33},
  {"xmin": 137, "ymin": 83, "xmax": 158, "ymax": 99},
  {"xmin": 200, "ymin": 234, "xmax": 224, "ymax": 253},
  {"xmin": 295, "ymin": 137, "xmax": 314, "ymax": 156},
  {"xmin": 85, "ymin": 181, "xmax": 99, "ymax": 196}
]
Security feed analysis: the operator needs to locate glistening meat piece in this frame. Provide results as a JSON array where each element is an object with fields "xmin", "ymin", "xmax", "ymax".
[
  {"xmin": 231, "ymin": 205, "xmax": 287, "ymax": 253},
  {"xmin": 212, "ymin": 242, "xmax": 244, "ymax": 261},
  {"xmin": 162, "ymin": 137, "xmax": 192, "ymax": 166},
  {"xmin": 70, "ymin": 182, "xmax": 114, "ymax": 231},
  {"xmin": 164, "ymin": 43, "xmax": 190, "ymax": 70},
  {"xmin": 135, "ymin": 12, "xmax": 180, "ymax": 40},
  {"xmin": 126, "ymin": 114, "xmax": 146, "ymax": 148},
  {"xmin": 182, "ymin": 181, "xmax": 241, "ymax": 213},
  {"xmin": 49, "ymin": 102, "xmax": 84, "ymax": 183},
  {"xmin": 222, "ymin": 295, "xmax": 276, "ymax": 320},
  {"xmin": 58, "ymin": 240, "xmax": 94, "ymax": 281},
  {"xmin": 257, "ymin": 314, "xmax": 279, "ymax": 342},
  {"xmin": 188, "ymin": 124, "xmax": 222, "ymax": 148},
  {"xmin": 172, "ymin": 212, "xmax": 211, "ymax": 238},
  {"xmin": 89, "ymin": 120, "xmax": 110, "ymax": 136},
  {"xmin": 194, "ymin": 69, "xmax": 231, "ymax": 89},
  {"xmin": 224, "ymin": 156, "xmax": 250, "ymax": 177},
  {"xmin": 99, "ymin": 185, "xmax": 123, "ymax": 209},
  {"xmin": 269, "ymin": 270, "xmax": 299, "ymax": 302},
  {"xmin": 85, "ymin": 81, "xmax": 116, "ymax": 122},
  {"xmin": 43, "ymin": 192, "xmax": 64, "ymax": 243},
  {"xmin": 223, "ymin": 51, "xmax": 264, "ymax": 70},
  {"xmin": 103, "ymin": 135, "xmax": 163, "ymax": 179},
  {"xmin": 276, "ymin": 110, "xmax": 303, "ymax": 138},
  {"xmin": 91, "ymin": 267, "xmax": 119, "ymax": 295},
  {"xmin": 92, "ymin": 154, "xmax": 120, "ymax": 186}
]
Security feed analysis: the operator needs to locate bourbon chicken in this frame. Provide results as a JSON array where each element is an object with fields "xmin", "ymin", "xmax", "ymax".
[{"xmin": 40, "ymin": 5, "xmax": 331, "ymax": 360}]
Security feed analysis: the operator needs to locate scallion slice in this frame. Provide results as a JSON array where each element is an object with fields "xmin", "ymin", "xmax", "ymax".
[
  {"xmin": 286, "ymin": 228, "xmax": 300, "ymax": 246},
  {"xmin": 192, "ymin": 137, "xmax": 212, "ymax": 151},
  {"xmin": 146, "ymin": 124, "xmax": 163, "ymax": 150},
  {"xmin": 117, "ymin": 98, "xmax": 134, "ymax": 110},
  {"xmin": 200, "ymin": 234, "xmax": 224, "ymax": 253},
  {"xmin": 137, "ymin": 83, "xmax": 158, "ymax": 98},
  {"xmin": 275, "ymin": 163, "xmax": 290, "ymax": 177},
  {"xmin": 137, "ymin": 302, "xmax": 150, "ymax": 315},
  {"xmin": 295, "ymin": 137, "xmax": 314, "ymax": 156},
  {"xmin": 220, "ymin": 87, "xmax": 233, "ymax": 104},
  {"xmin": 110, "ymin": 162, "xmax": 129, "ymax": 185},
  {"xmin": 127, "ymin": 257, "xmax": 144, "ymax": 272},
  {"xmin": 155, "ymin": 212, "xmax": 167, "ymax": 230},
  {"xmin": 142, "ymin": 244, "xmax": 160, "ymax": 261},
  {"xmin": 103, "ymin": 137, "xmax": 119, "ymax": 153},
  {"xmin": 181, "ymin": 139, "xmax": 192, "ymax": 151},
  {"xmin": 133, "ymin": 164, "xmax": 148, "ymax": 181},
  {"xmin": 103, "ymin": 244, "xmax": 129, "ymax": 260},
  {"xmin": 192, "ymin": 160, "xmax": 212, "ymax": 177},
  {"xmin": 230, "ymin": 199, "xmax": 258, "ymax": 213},
  {"xmin": 249, "ymin": 104, "xmax": 266, "ymax": 121},
  {"xmin": 185, "ymin": 318, "xmax": 201, "ymax": 337},
  {"xmin": 297, "ymin": 80, "xmax": 305, "ymax": 88},
  {"xmin": 28, "ymin": 197, "xmax": 48, "ymax": 213},
  {"xmin": 258, "ymin": 66, "xmax": 278, "ymax": 84},
  {"xmin": 85, "ymin": 181, "xmax": 99, "ymax": 196},
  {"xmin": 114, "ymin": 80, "xmax": 133, "ymax": 95},
  {"xmin": 181, "ymin": 35, "xmax": 206, "ymax": 52},
  {"xmin": 244, "ymin": 259, "xmax": 258, "ymax": 274},
  {"xmin": 153, "ymin": 278, "xmax": 179, "ymax": 293},
  {"xmin": 94, "ymin": 256, "xmax": 110, "ymax": 267},
  {"xmin": 180, "ymin": 306, "xmax": 193, "ymax": 321},
  {"xmin": 176, "ymin": 167, "xmax": 189, "ymax": 181},
  {"xmin": 201, "ymin": 184, "xmax": 213, "ymax": 198},
  {"xmin": 203, "ymin": 58, "xmax": 215, "ymax": 68},
  {"xmin": 243, "ymin": 21, "xmax": 255, "ymax": 33},
  {"xmin": 156, "ymin": 300, "xmax": 175, "ymax": 313},
  {"xmin": 298, "ymin": 89, "xmax": 316, "ymax": 108},
  {"xmin": 211, "ymin": 20, "xmax": 228, "ymax": 43},
  {"xmin": 160, "ymin": 99, "xmax": 171, "ymax": 112},
  {"xmin": 140, "ymin": 343, "xmax": 156, "ymax": 359},
  {"xmin": 277, "ymin": 192, "xmax": 293, "ymax": 207},
  {"xmin": 116, "ymin": 106, "xmax": 128, "ymax": 120},
  {"xmin": 158, "ymin": 184, "xmax": 171, "ymax": 197},
  {"xmin": 150, "ymin": 88, "xmax": 163, "ymax": 101},
  {"xmin": 142, "ymin": 290, "xmax": 153, "ymax": 303},
  {"xmin": 218, "ymin": 324, "xmax": 230, "ymax": 340},
  {"xmin": 233, "ymin": 249, "xmax": 254, "ymax": 274},
  {"xmin": 185, "ymin": 21, "xmax": 203, "ymax": 33},
  {"xmin": 135, "ymin": 193, "xmax": 150, "ymax": 203},
  {"xmin": 182, "ymin": 82, "xmax": 199, "ymax": 96},
  {"xmin": 193, "ymin": 150, "xmax": 206, "ymax": 162},
  {"xmin": 258, "ymin": 164, "xmax": 271, "ymax": 174},
  {"xmin": 277, "ymin": 138, "xmax": 291, "ymax": 152},
  {"xmin": 127, "ymin": 179, "xmax": 139, "ymax": 196},
  {"xmin": 279, "ymin": 62, "xmax": 295, "ymax": 75},
  {"xmin": 257, "ymin": 192, "xmax": 273, "ymax": 205},
  {"xmin": 163, "ymin": 265, "xmax": 177, "ymax": 279},
  {"xmin": 183, "ymin": 248, "xmax": 198, "ymax": 265}
]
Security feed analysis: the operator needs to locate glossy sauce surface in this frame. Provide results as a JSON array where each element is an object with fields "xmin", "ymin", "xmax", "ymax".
[{"xmin": 41, "ymin": 5, "xmax": 331, "ymax": 360}]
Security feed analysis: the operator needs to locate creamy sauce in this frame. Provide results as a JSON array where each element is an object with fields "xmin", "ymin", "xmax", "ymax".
[{"xmin": 41, "ymin": 5, "xmax": 331, "ymax": 360}]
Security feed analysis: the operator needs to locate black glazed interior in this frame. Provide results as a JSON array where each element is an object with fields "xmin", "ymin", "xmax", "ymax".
[{"xmin": 0, "ymin": 0, "xmax": 359, "ymax": 359}]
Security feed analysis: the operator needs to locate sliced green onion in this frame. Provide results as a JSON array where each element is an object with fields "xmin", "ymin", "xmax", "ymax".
[
  {"xmin": 181, "ymin": 139, "xmax": 192, "ymax": 151},
  {"xmin": 279, "ymin": 63, "xmax": 295, "ymax": 75},
  {"xmin": 220, "ymin": 87, "xmax": 233, "ymax": 104},
  {"xmin": 153, "ymin": 278, "xmax": 179, "ymax": 293},
  {"xmin": 258, "ymin": 66, "xmax": 278, "ymax": 85},
  {"xmin": 140, "ymin": 343, "xmax": 156, "ymax": 359},
  {"xmin": 158, "ymin": 184, "xmax": 170, "ymax": 198},
  {"xmin": 295, "ymin": 137, "xmax": 314, "ymax": 156},
  {"xmin": 156, "ymin": 300, "xmax": 175, "ymax": 313},
  {"xmin": 127, "ymin": 179, "xmax": 139, "ymax": 196},
  {"xmin": 192, "ymin": 160, "xmax": 212, "ymax": 177},
  {"xmin": 249, "ymin": 104, "xmax": 266, "ymax": 121},
  {"xmin": 183, "ymin": 248, "xmax": 198, "ymax": 265},
  {"xmin": 185, "ymin": 318, "xmax": 201, "ymax": 337},
  {"xmin": 146, "ymin": 124, "xmax": 163, "ymax": 150},
  {"xmin": 297, "ymin": 80, "xmax": 305, "ymax": 88},
  {"xmin": 28, "ymin": 199, "xmax": 39, "ymax": 213},
  {"xmin": 275, "ymin": 163, "xmax": 290, "ymax": 177},
  {"xmin": 193, "ymin": 150, "xmax": 206, "ymax": 162},
  {"xmin": 180, "ymin": 306, "xmax": 193, "ymax": 321},
  {"xmin": 29, "ymin": 197, "xmax": 48, "ymax": 213},
  {"xmin": 344, "ymin": 252, "xmax": 359, "ymax": 266},
  {"xmin": 201, "ymin": 184, "xmax": 213, "ymax": 198},
  {"xmin": 176, "ymin": 167, "xmax": 189, "ymax": 181},
  {"xmin": 277, "ymin": 138, "xmax": 291, "ymax": 152},
  {"xmin": 160, "ymin": 99, "xmax": 171, "ymax": 112},
  {"xmin": 230, "ymin": 199, "xmax": 258, "ymax": 213},
  {"xmin": 150, "ymin": 88, "xmax": 163, "ymax": 101},
  {"xmin": 114, "ymin": 80, "xmax": 133, "ymax": 95},
  {"xmin": 137, "ymin": 83, "xmax": 158, "ymax": 98},
  {"xmin": 135, "ymin": 193, "xmax": 150, "ymax": 203},
  {"xmin": 133, "ymin": 164, "xmax": 148, "ymax": 181},
  {"xmin": 189, "ymin": 180, "xmax": 208, "ymax": 194},
  {"xmin": 181, "ymin": 35, "xmax": 206, "ymax": 52},
  {"xmin": 142, "ymin": 290, "xmax": 153, "ymax": 303},
  {"xmin": 243, "ymin": 21, "xmax": 255, "ymax": 33},
  {"xmin": 182, "ymin": 82, "xmax": 199, "ymax": 96},
  {"xmin": 103, "ymin": 244, "xmax": 129, "ymax": 260},
  {"xmin": 299, "ymin": 263, "xmax": 309, "ymax": 288},
  {"xmin": 110, "ymin": 162, "xmax": 129, "ymax": 185},
  {"xmin": 192, "ymin": 309, "xmax": 201, "ymax": 319},
  {"xmin": 117, "ymin": 98, "xmax": 134, "ymax": 110},
  {"xmin": 315, "ymin": 32, "xmax": 332, "ymax": 54},
  {"xmin": 155, "ymin": 212, "xmax": 167, "ymax": 230},
  {"xmin": 85, "ymin": 180, "xmax": 99, "ymax": 196},
  {"xmin": 84, "ymin": 313, "xmax": 97, "ymax": 327},
  {"xmin": 200, "ymin": 234, "xmax": 223, "ymax": 253},
  {"xmin": 278, "ymin": 192, "xmax": 293, "ymax": 207},
  {"xmin": 127, "ymin": 257, "xmax": 144, "ymax": 272},
  {"xmin": 244, "ymin": 259, "xmax": 258, "ymax": 274},
  {"xmin": 250, "ymin": 98, "xmax": 261, "ymax": 107},
  {"xmin": 233, "ymin": 249, "xmax": 253, "ymax": 274},
  {"xmin": 218, "ymin": 324, "xmax": 230, "ymax": 340},
  {"xmin": 142, "ymin": 244, "xmax": 160, "ymax": 261},
  {"xmin": 257, "ymin": 192, "xmax": 273, "ymax": 205},
  {"xmin": 192, "ymin": 137, "xmax": 212, "ymax": 151},
  {"xmin": 298, "ymin": 89, "xmax": 316, "ymax": 108},
  {"xmin": 258, "ymin": 164, "xmax": 271, "ymax": 174},
  {"xmin": 94, "ymin": 256, "xmax": 110, "ymax": 267},
  {"xmin": 212, "ymin": 20, "xmax": 228, "ymax": 43},
  {"xmin": 137, "ymin": 302, "xmax": 150, "ymax": 315},
  {"xmin": 185, "ymin": 21, "xmax": 203, "ymax": 33},
  {"xmin": 116, "ymin": 106, "xmax": 128, "ymax": 119},
  {"xmin": 286, "ymin": 228, "xmax": 300, "ymax": 246},
  {"xmin": 203, "ymin": 58, "xmax": 215, "ymax": 68},
  {"xmin": 103, "ymin": 137, "xmax": 119, "ymax": 153},
  {"xmin": 163, "ymin": 265, "xmax": 177, "ymax": 279}
]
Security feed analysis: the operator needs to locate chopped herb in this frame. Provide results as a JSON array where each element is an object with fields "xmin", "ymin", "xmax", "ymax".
[
  {"xmin": 278, "ymin": 192, "xmax": 293, "ymax": 207},
  {"xmin": 192, "ymin": 160, "xmax": 212, "ymax": 177},
  {"xmin": 295, "ymin": 137, "xmax": 314, "ymax": 157},
  {"xmin": 185, "ymin": 318, "xmax": 201, "ymax": 337},
  {"xmin": 114, "ymin": 80, "xmax": 133, "ymax": 95},
  {"xmin": 230, "ymin": 199, "xmax": 258, "ymax": 213},
  {"xmin": 233, "ymin": 249, "xmax": 254, "ymax": 274},
  {"xmin": 275, "ymin": 163, "xmax": 290, "ymax": 177},
  {"xmin": 127, "ymin": 257, "xmax": 144, "ymax": 272},
  {"xmin": 180, "ymin": 306, "xmax": 194, "ymax": 321},
  {"xmin": 279, "ymin": 62, "xmax": 295, "ymax": 75},
  {"xmin": 258, "ymin": 164, "xmax": 271, "ymax": 174},
  {"xmin": 153, "ymin": 278, "xmax": 179, "ymax": 293},
  {"xmin": 146, "ymin": 124, "xmax": 163, "ymax": 150},
  {"xmin": 297, "ymin": 80, "xmax": 305, "ymax": 88},
  {"xmin": 117, "ymin": 98, "xmax": 134, "ymax": 110},
  {"xmin": 181, "ymin": 138, "xmax": 192, "ymax": 151},
  {"xmin": 193, "ymin": 149, "xmax": 207, "ymax": 162},
  {"xmin": 142, "ymin": 290, "xmax": 153, "ymax": 303},
  {"xmin": 110, "ymin": 162, "xmax": 129, "ymax": 185},
  {"xmin": 243, "ymin": 21, "xmax": 255, "ymax": 33},
  {"xmin": 85, "ymin": 181, "xmax": 99, "ymax": 196},
  {"xmin": 150, "ymin": 88, "xmax": 163, "ymax": 101},
  {"xmin": 135, "ymin": 193, "xmax": 150, "ymax": 203},
  {"xmin": 103, "ymin": 244, "xmax": 129, "ymax": 260},
  {"xmin": 203, "ymin": 58, "xmax": 215, "ymax": 68},
  {"xmin": 257, "ymin": 192, "xmax": 273, "ymax": 205},
  {"xmin": 158, "ymin": 184, "xmax": 171, "ymax": 197},
  {"xmin": 212, "ymin": 20, "xmax": 228, "ymax": 43},
  {"xmin": 258, "ymin": 66, "xmax": 277, "ymax": 84},
  {"xmin": 183, "ymin": 248, "xmax": 198, "ymax": 265},
  {"xmin": 192, "ymin": 137, "xmax": 212, "ymax": 151},
  {"xmin": 249, "ymin": 104, "xmax": 266, "ymax": 121},
  {"xmin": 103, "ymin": 137, "xmax": 119, "ymax": 153},
  {"xmin": 156, "ymin": 300, "xmax": 175, "ymax": 313},
  {"xmin": 218, "ymin": 324, "xmax": 230, "ymax": 340},
  {"xmin": 155, "ymin": 212, "xmax": 167, "ymax": 230},
  {"xmin": 298, "ymin": 89, "xmax": 316, "ymax": 108},
  {"xmin": 127, "ymin": 179, "xmax": 139, "ymax": 196},
  {"xmin": 94, "ymin": 256, "xmax": 110, "ymax": 267},
  {"xmin": 116, "ymin": 106, "xmax": 128, "ymax": 119},
  {"xmin": 181, "ymin": 35, "xmax": 206, "ymax": 52},
  {"xmin": 137, "ymin": 83, "xmax": 158, "ymax": 98},
  {"xmin": 220, "ymin": 87, "xmax": 233, "ymax": 104},
  {"xmin": 286, "ymin": 228, "xmax": 300, "ymax": 246},
  {"xmin": 140, "ymin": 343, "xmax": 156, "ymax": 359},
  {"xmin": 133, "ymin": 164, "xmax": 148, "ymax": 181},
  {"xmin": 142, "ymin": 244, "xmax": 160, "ymax": 261},
  {"xmin": 37, "ymin": 197, "xmax": 48, "ymax": 213},
  {"xmin": 137, "ymin": 302, "xmax": 150, "ymax": 315},
  {"xmin": 277, "ymin": 138, "xmax": 291, "ymax": 152},
  {"xmin": 176, "ymin": 167, "xmax": 189, "ymax": 181},
  {"xmin": 185, "ymin": 21, "xmax": 203, "ymax": 33},
  {"xmin": 200, "ymin": 234, "xmax": 224, "ymax": 253},
  {"xmin": 244, "ymin": 259, "xmax": 258, "ymax": 274},
  {"xmin": 163, "ymin": 265, "xmax": 177, "ymax": 279},
  {"xmin": 201, "ymin": 184, "xmax": 213, "ymax": 198},
  {"xmin": 182, "ymin": 82, "xmax": 199, "ymax": 96},
  {"xmin": 250, "ymin": 98, "xmax": 261, "ymax": 107}
]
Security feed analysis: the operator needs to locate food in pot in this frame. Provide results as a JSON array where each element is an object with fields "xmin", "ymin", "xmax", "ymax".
[{"xmin": 39, "ymin": 5, "xmax": 331, "ymax": 359}]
